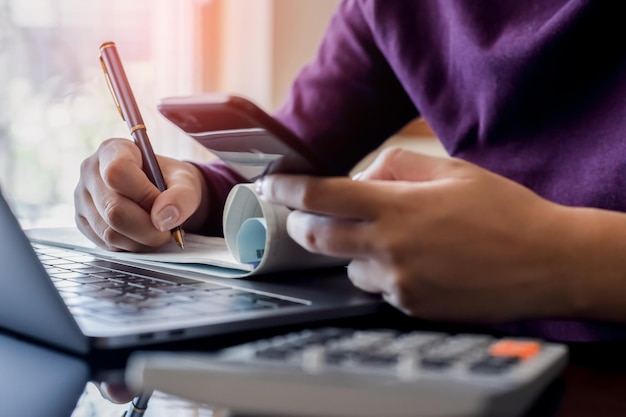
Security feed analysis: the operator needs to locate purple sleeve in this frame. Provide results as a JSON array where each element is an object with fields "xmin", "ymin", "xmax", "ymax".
[
  {"xmin": 189, "ymin": 160, "xmax": 247, "ymax": 236},
  {"xmin": 274, "ymin": 0, "xmax": 419, "ymax": 172}
]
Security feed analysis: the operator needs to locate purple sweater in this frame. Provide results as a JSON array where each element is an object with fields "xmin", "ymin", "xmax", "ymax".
[{"xmin": 196, "ymin": 0, "xmax": 626, "ymax": 341}]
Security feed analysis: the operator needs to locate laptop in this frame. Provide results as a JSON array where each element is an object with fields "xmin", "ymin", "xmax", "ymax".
[
  {"xmin": 0, "ymin": 192, "xmax": 383, "ymax": 355},
  {"xmin": 0, "ymin": 332, "xmax": 89, "ymax": 417}
]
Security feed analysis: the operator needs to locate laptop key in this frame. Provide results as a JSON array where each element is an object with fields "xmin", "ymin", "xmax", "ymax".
[
  {"xmin": 56, "ymin": 284, "xmax": 104, "ymax": 294},
  {"xmin": 128, "ymin": 277, "xmax": 154, "ymax": 286},
  {"xmin": 48, "ymin": 271, "xmax": 83, "ymax": 278},
  {"xmin": 161, "ymin": 285, "xmax": 199, "ymax": 294},
  {"xmin": 53, "ymin": 280, "xmax": 83, "ymax": 288},
  {"xmin": 122, "ymin": 292, "xmax": 148, "ymax": 301},
  {"xmin": 94, "ymin": 271, "xmax": 130, "ymax": 279},
  {"xmin": 68, "ymin": 266, "xmax": 110, "ymax": 274},
  {"xmin": 58, "ymin": 294, "xmax": 96, "ymax": 306},
  {"xmin": 96, "ymin": 280, "xmax": 128, "ymax": 289},
  {"xmin": 66, "ymin": 275, "xmax": 109, "ymax": 284}
]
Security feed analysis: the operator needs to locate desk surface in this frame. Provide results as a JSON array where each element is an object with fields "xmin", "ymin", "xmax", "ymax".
[{"xmin": 2, "ymin": 328, "xmax": 626, "ymax": 417}]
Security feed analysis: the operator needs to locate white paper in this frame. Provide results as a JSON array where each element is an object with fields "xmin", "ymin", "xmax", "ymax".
[
  {"xmin": 223, "ymin": 184, "xmax": 346, "ymax": 276},
  {"xmin": 27, "ymin": 184, "xmax": 345, "ymax": 278}
]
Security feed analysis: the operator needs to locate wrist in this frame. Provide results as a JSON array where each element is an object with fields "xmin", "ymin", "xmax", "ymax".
[
  {"xmin": 508, "ymin": 201, "xmax": 579, "ymax": 320},
  {"xmin": 546, "ymin": 205, "xmax": 626, "ymax": 321}
]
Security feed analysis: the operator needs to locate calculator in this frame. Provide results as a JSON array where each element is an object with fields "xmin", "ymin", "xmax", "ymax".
[{"xmin": 126, "ymin": 327, "xmax": 568, "ymax": 417}]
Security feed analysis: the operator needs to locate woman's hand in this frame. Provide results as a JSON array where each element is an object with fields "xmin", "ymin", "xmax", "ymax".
[
  {"xmin": 74, "ymin": 138, "xmax": 209, "ymax": 252},
  {"xmin": 258, "ymin": 147, "xmax": 574, "ymax": 323}
]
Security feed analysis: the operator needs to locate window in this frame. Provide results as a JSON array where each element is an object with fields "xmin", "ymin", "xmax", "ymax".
[
  {"xmin": 1, "ymin": 0, "xmax": 437, "ymax": 232},
  {"xmin": 0, "ymin": 0, "xmax": 202, "ymax": 227}
]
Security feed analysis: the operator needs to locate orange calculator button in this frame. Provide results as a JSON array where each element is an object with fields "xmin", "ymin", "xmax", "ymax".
[{"xmin": 488, "ymin": 340, "xmax": 541, "ymax": 360}]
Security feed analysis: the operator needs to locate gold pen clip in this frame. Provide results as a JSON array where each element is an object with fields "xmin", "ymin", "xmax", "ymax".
[{"xmin": 100, "ymin": 56, "xmax": 125, "ymax": 122}]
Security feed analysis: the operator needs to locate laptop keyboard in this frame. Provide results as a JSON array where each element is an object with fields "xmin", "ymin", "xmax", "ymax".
[{"xmin": 32, "ymin": 243, "xmax": 304, "ymax": 325}]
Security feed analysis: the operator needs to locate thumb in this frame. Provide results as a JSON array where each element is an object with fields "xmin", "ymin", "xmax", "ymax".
[
  {"xmin": 360, "ymin": 147, "xmax": 455, "ymax": 182},
  {"xmin": 150, "ymin": 183, "xmax": 201, "ymax": 232}
]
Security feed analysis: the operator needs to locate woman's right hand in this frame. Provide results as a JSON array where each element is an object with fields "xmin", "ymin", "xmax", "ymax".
[{"xmin": 74, "ymin": 138, "xmax": 209, "ymax": 252}]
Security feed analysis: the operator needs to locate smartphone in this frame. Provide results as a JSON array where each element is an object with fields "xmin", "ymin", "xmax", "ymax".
[{"xmin": 157, "ymin": 94, "xmax": 342, "ymax": 180}]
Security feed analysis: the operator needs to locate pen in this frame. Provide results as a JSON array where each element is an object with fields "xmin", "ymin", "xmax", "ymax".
[
  {"xmin": 123, "ymin": 390, "xmax": 153, "ymax": 417},
  {"xmin": 100, "ymin": 41, "xmax": 184, "ymax": 249}
]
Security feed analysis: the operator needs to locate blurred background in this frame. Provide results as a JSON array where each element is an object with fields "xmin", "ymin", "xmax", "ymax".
[{"xmin": 0, "ymin": 0, "xmax": 442, "ymax": 227}]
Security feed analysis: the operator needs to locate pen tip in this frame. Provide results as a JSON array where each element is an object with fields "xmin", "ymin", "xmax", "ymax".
[{"xmin": 171, "ymin": 229, "xmax": 185, "ymax": 250}]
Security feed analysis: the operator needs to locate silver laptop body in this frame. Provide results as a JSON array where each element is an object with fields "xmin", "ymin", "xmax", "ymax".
[{"xmin": 0, "ymin": 192, "xmax": 382, "ymax": 354}]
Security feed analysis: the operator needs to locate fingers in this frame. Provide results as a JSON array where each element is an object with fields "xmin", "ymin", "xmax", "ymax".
[
  {"xmin": 74, "ymin": 138, "xmax": 203, "ymax": 251},
  {"xmin": 258, "ymin": 148, "xmax": 466, "ymax": 220},
  {"xmin": 283, "ymin": 210, "xmax": 398, "ymax": 303},
  {"xmin": 78, "ymin": 140, "xmax": 167, "ymax": 249},
  {"xmin": 286, "ymin": 211, "xmax": 373, "ymax": 258},
  {"xmin": 359, "ymin": 147, "xmax": 462, "ymax": 182},
  {"xmin": 74, "ymin": 190, "xmax": 123, "ymax": 251},
  {"xmin": 346, "ymin": 259, "xmax": 415, "ymax": 317},
  {"xmin": 97, "ymin": 139, "xmax": 159, "ymax": 212},
  {"xmin": 84, "ymin": 190, "xmax": 170, "ymax": 250},
  {"xmin": 149, "ymin": 162, "xmax": 203, "ymax": 232},
  {"xmin": 97, "ymin": 141, "xmax": 203, "ymax": 232},
  {"xmin": 75, "ymin": 169, "xmax": 170, "ymax": 251},
  {"xmin": 259, "ymin": 175, "xmax": 387, "ymax": 220},
  {"xmin": 346, "ymin": 259, "xmax": 385, "ymax": 293}
]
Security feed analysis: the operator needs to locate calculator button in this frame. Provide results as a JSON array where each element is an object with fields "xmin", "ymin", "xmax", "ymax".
[
  {"xmin": 488, "ymin": 340, "xmax": 541, "ymax": 360},
  {"xmin": 469, "ymin": 355, "xmax": 520, "ymax": 374},
  {"xmin": 420, "ymin": 357, "xmax": 455, "ymax": 370}
]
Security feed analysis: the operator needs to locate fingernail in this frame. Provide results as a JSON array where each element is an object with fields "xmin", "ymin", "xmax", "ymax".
[
  {"xmin": 351, "ymin": 171, "xmax": 363, "ymax": 181},
  {"xmin": 154, "ymin": 205, "xmax": 180, "ymax": 231},
  {"xmin": 254, "ymin": 177, "xmax": 265, "ymax": 197}
]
